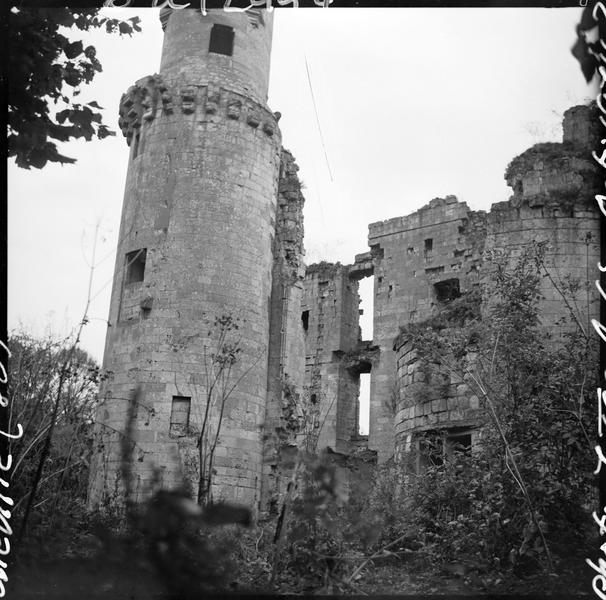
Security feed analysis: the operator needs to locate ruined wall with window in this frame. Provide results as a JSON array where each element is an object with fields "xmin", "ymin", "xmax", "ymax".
[
  {"xmin": 382, "ymin": 104, "xmax": 601, "ymax": 466},
  {"xmin": 364, "ymin": 197, "xmax": 486, "ymax": 461},
  {"xmin": 293, "ymin": 105, "xmax": 600, "ymax": 468},
  {"xmin": 300, "ymin": 263, "xmax": 362, "ymax": 454}
]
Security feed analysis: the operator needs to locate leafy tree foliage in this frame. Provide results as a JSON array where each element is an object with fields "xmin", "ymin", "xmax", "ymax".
[{"xmin": 8, "ymin": 8, "xmax": 141, "ymax": 169}]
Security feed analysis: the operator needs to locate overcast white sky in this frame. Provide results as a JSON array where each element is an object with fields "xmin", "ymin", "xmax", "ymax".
[{"xmin": 7, "ymin": 6, "xmax": 595, "ymax": 373}]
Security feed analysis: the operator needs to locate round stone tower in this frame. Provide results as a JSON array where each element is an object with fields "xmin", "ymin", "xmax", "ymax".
[
  {"xmin": 88, "ymin": 8, "xmax": 282, "ymax": 509},
  {"xmin": 485, "ymin": 103, "xmax": 601, "ymax": 331}
]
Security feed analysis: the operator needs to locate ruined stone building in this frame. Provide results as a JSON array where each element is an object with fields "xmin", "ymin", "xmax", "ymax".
[{"xmin": 88, "ymin": 9, "xmax": 601, "ymax": 512}]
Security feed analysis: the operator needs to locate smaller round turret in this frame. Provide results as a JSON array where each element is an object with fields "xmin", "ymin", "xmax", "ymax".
[{"xmin": 159, "ymin": 8, "xmax": 273, "ymax": 105}]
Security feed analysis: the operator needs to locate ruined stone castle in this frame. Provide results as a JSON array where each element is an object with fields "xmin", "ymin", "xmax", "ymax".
[{"xmin": 88, "ymin": 9, "xmax": 601, "ymax": 512}]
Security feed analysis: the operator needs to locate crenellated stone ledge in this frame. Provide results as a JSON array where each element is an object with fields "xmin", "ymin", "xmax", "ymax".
[{"xmin": 118, "ymin": 75, "xmax": 280, "ymax": 147}]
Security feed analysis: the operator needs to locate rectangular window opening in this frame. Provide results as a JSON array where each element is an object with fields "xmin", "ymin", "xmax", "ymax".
[
  {"xmin": 445, "ymin": 433, "xmax": 472, "ymax": 457},
  {"xmin": 434, "ymin": 278, "xmax": 460, "ymax": 303},
  {"xmin": 416, "ymin": 429, "xmax": 473, "ymax": 472},
  {"xmin": 424, "ymin": 238, "xmax": 433, "ymax": 255},
  {"xmin": 358, "ymin": 276, "xmax": 374, "ymax": 341},
  {"xmin": 301, "ymin": 310, "xmax": 309, "ymax": 332},
  {"xmin": 170, "ymin": 395, "xmax": 191, "ymax": 437},
  {"xmin": 209, "ymin": 24, "xmax": 234, "ymax": 56},
  {"xmin": 358, "ymin": 372, "xmax": 370, "ymax": 436},
  {"xmin": 125, "ymin": 249, "xmax": 147, "ymax": 284}
]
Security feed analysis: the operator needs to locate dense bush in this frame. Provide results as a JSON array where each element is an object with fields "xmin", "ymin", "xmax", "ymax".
[{"xmin": 9, "ymin": 332, "xmax": 102, "ymax": 562}]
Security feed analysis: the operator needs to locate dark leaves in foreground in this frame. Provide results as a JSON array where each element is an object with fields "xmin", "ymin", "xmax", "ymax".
[
  {"xmin": 571, "ymin": 1, "xmax": 606, "ymax": 83},
  {"xmin": 142, "ymin": 489, "xmax": 251, "ymax": 597},
  {"xmin": 8, "ymin": 8, "xmax": 141, "ymax": 169}
]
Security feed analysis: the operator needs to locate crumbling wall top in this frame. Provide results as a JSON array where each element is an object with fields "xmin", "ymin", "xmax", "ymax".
[
  {"xmin": 562, "ymin": 102, "xmax": 601, "ymax": 148},
  {"xmin": 502, "ymin": 141, "xmax": 599, "ymax": 208},
  {"xmin": 305, "ymin": 261, "xmax": 346, "ymax": 278},
  {"xmin": 368, "ymin": 195, "xmax": 471, "ymax": 241},
  {"xmin": 502, "ymin": 103, "xmax": 600, "ymax": 208}
]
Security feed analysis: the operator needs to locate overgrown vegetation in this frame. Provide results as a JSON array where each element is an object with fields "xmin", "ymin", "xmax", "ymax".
[
  {"xmin": 9, "ymin": 332, "xmax": 101, "ymax": 563},
  {"xmin": 256, "ymin": 244, "xmax": 596, "ymax": 594},
  {"xmin": 10, "ymin": 245, "xmax": 595, "ymax": 596},
  {"xmin": 367, "ymin": 246, "xmax": 596, "ymax": 587}
]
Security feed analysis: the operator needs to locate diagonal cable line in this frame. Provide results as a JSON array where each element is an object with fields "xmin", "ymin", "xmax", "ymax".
[{"xmin": 304, "ymin": 53, "xmax": 333, "ymax": 182}]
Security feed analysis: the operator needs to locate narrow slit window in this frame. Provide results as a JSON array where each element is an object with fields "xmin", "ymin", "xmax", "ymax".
[
  {"xmin": 170, "ymin": 396, "xmax": 191, "ymax": 436},
  {"xmin": 209, "ymin": 24, "xmax": 234, "ymax": 56},
  {"xmin": 125, "ymin": 249, "xmax": 147, "ymax": 284},
  {"xmin": 301, "ymin": 310, "xmax": 310, "ymax": 332},
  {"xmin": 358, "ymin": 372, "xmax": 370, "ymax": 436},
  {"xmin": 132, "ymin": 132, "xmax": 140, "ymax": 159},
  {"xmin": 424, "ymin": 238, "xmax": 433, "ymax": 256}
]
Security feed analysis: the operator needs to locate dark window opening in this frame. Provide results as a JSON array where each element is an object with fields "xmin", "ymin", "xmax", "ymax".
[
  {"xmin": 446, "ymin": 433, "xmax": 472, "ymax": 456},
  {"xmin": 310, "ymin": 393, "xmax": 318, "ymax": 405},
  {"xmin": 301, "ymin": 310, "xmax": 309, "ymax": 332},
  {"xmin": 132, "ymin": 132, "xmax": 140, "ymax": 159},
  {"xmin": 424, "ymin": 238, "xmax": 433, "ymax": 255},
  {"xmin": 125, "ymin": 249, "xmax": 147, "ymax": 284},
  {"xmin": 434, "ymin": 278, "xmax": 460, "ymax": 302},
  {"xmin": 417, "ymin": 429, "xmax": 473, "ymax": 473},
  {"xmin": 140, "ymin": 296, "xmax": 153, "ymax": 319},
  {"xmin": 170, "ymin": 396, "xmax": 191, "ymax": 436},
  {"xmin": 407, "ymin": 247, "xmax": 414, "ymax": 255},
  {"xmin": 419, "ymin": 432, "xmax": 444, "ymax": 468},
  {"xmin": 209, "ymin": 24, "xmax": 234, "ymax": 56}
]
